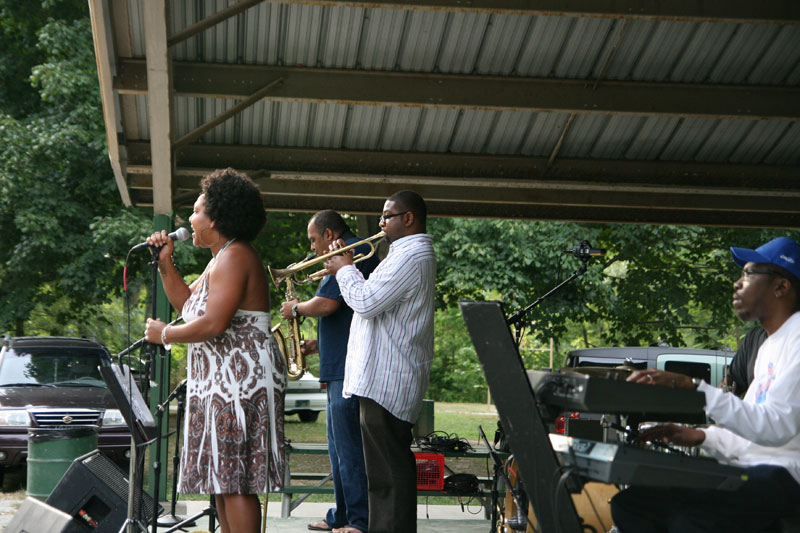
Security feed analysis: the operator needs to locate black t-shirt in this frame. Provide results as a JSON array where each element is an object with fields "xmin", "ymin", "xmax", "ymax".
[{"xmin": 729, "ymin": 326, "xmax": 768, "ymax": 394}]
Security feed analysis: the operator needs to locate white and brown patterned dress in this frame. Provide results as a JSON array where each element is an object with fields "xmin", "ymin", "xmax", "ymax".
[{"xmin": 177, "ymin": 246, "xmax": 287, "ymax": 494}]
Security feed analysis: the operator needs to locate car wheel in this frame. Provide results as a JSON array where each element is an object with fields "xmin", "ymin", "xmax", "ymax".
[{"xmin": 298, "ymin": 411, "xmax": 319, "ymax": 423}]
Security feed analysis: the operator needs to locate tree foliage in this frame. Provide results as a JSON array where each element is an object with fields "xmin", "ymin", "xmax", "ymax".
[
  {"xmin": 0, "ymin": 0, "xmax": 87, "ymax": 117},
  {"xmin": 0, "ymin": 5, "xmax": 184, "ymax": 336},
  {"xmin": 0, "ymin": 0, "xmax": 314, "ymax": 340},
  {"xmin": 0, "ymin": 11, "xmax": 125, "ymax": 334},
  {"xmin": 431, "ymin": 218, "xmax": 797, "ymax": 348}
]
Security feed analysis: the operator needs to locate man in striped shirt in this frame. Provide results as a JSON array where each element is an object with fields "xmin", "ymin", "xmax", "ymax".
[
  {"xmin": 280, "ymin": 210, "xmax": 378, "ymax": 533},
  {"xmin": 325, "ymin": 190, "xmax": 436, "ymax": 533}
]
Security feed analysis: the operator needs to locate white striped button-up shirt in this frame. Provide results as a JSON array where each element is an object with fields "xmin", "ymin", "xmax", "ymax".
[{"xmin": 336, "ymin": 233, "xmax": 436, "ymax": 423}]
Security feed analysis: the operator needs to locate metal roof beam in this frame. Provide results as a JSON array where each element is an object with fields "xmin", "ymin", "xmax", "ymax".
[
  {"xmin": 272, "ymin": 1, "xmax": 799, "ymax": 24},
  {"xmin": 126, "ymin": 184, "xmax": 800, "ymax": 229},
  {"xmin": 169, "ymin": 0, "xmax": 263, "ymax": 46},
  {"xmin": 125, "ymin": 170, "xmax": 800, "ymax": 213},
  {"xmin": 125, "ymin": 141, "xmax": 800, "ymax": 188},
  {"xmin": 116, "ymin": 60, "xmax": 800, "ymax": 120},
  {"xmin": 173, "ymin": 77, "xmax": 284, "ymax": 149}
]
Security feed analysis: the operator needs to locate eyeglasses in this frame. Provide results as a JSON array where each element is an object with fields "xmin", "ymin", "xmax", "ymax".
[
  {"xmin": 379, "ymin": 211, "xmax": 409, "ymax": 223},
  {"xmin": 740, "ymin": 268, "xmax": 780, "ymax": 280}
]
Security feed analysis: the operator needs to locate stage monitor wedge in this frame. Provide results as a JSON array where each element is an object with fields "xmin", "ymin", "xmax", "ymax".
[
  {"xmin": 5, "ymin": 497, "xmax": 74, "ymax": 533},
  {"xmin": 46, "ymin": 449, "xmax": 161, "ymax": 532}
]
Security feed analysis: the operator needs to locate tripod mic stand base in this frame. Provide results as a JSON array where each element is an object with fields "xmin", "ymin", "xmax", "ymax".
[{"xmin": 157, "ymin": 513, "xmax": 195, "ymax": 528}]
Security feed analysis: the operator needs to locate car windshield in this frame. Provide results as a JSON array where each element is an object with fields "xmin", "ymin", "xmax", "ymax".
[{"xmin": 0, "ymin": 348, "xmax": 107, "ymax": 387}]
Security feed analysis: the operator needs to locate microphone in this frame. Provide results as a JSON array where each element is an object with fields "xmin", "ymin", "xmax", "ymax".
[
  {"xmin": 563, "ymin": 240, "xmax": 606, "ymax": 259},
  {"xmin": 130, "ymin": 227, "xmax": 190, "ymax": 252}
]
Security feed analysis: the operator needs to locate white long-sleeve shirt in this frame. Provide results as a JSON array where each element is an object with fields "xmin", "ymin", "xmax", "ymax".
[
  {"xmin": 336, "ymin": 233, "xmax": 436, "ymax": 423},
  {"xmin": 699, "ymin": 311, "xmax": 800, "ymax": 484}
]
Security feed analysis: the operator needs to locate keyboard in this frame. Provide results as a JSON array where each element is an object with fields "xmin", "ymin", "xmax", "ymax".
[
  {"xmin": 528, "ymin": 369, "xmax": 706, "ymax": 416},
  {"xmin": 550, "ymin": 433, "xmax": 747, "ymax": 491}
]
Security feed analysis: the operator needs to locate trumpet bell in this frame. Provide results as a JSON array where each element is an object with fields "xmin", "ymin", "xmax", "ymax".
[{"xmin": 268, "ymin": 265, "xmax": 289, "ymax": 287}]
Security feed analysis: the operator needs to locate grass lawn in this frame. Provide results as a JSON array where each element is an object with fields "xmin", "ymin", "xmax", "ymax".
[
  {"xmin": 186, "ymin": 401, "xmax": 499, "ymax": 504},
  {"xmin": 1, "ymin": 401, "xmax": 500, "ymax": 507}
]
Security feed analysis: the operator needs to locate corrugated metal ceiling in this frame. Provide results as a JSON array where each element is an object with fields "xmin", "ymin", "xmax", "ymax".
[{"xmin": 90, "ymin": 0, "xmax": 800, "ymax": 226}]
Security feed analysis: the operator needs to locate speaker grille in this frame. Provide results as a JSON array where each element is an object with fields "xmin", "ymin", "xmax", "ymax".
[{"xmin": 81, "ymin": 452, "xmax": 157, "ymax": 519}]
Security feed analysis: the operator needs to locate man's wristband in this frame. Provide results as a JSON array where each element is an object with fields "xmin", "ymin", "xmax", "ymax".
[
  {"xmin": 692, "ymin": 377, "xmax": 702, "ymax": 390},
  {"xmin": 291, "ymin": 303, "xmax": 300, "ymax": 318}
]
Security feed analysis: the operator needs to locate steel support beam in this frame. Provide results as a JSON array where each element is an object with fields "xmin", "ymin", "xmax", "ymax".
[
  {"xmin": 168, "ymin": 0, "xmax": 263, "ymax": 46},
  {"xmin": 271, "ymin": 1, "xmax": 800, "ymax": 24},
  {"xmin": 126, "ymin": 141, "xmax": 800, "ymax": 188},
  {"xmin": 123, "ymin": 140, "xmax": 800, "ymax": 228},
  {"xmin": 127, "ymin": 186, "xmax": 800, "ymax": 228},
  {"xmin": 125, "ymin": 169, "xmax": 800, "ymax": 211},
  {"xmin": 115, "ymin": 60, "xmax": 800, "ymax": 121}
]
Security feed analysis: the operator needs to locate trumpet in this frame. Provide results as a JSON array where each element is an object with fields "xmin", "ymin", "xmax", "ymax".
[{"xmin": 268, "ymin": 231, "xmax": 385, "ymax": 287}]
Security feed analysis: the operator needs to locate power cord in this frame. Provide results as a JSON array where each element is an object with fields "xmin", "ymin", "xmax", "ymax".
[{"xmin": 417, "ymin": 431, "xmax": 474, "ymax": 453}]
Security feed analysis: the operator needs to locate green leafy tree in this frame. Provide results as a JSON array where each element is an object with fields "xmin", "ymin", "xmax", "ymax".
[
  {"xmin": 0, "ymin": 0, "xmax": 86, "ymax": 117},
  {"xmin": 0, "ymin": 8, "xmax": 157, "ymax": 336},
  {"xmin": 431, "ymin": 218, "xmax": 798, "ymax": 349}
]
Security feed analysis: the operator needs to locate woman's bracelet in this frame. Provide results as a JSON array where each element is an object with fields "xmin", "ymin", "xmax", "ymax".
[{"xmin": 161, "ymin": 325, "xmax": 171, "ymax": 346}]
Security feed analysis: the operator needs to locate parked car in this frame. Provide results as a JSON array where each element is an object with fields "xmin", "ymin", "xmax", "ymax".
[
  {"xmin": 565, "ymin": 344, "xmax": 734, "ymax": 385},
  {"xmin": 0, "ymin": 336, "xmax": 132, "ymax": 478},
  {"xmin": 285, "ymin": 372, "xmax": 326, "ymax": 422}
]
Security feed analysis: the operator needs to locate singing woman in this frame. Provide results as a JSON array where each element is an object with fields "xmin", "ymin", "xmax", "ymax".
[{"xmin": 145, "ymin": 168, "xmax": 285, "ymax": 533}]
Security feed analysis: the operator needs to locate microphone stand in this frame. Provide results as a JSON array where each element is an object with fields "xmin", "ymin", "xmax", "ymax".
[
  {"xmin": 155, "ymin": 380, "xmax": 194, "ymax": 528},
  {"xmin": 117, "ymin": 316, "xmax": 183, "ymax": 359},
  {"xmin": 506, "ymin": 249, "xmax": 594, "ymax": 348},
  {"xmin": 118, "ymin": 236, "xmax": 186, "ymax": 533},
  {"xmin": 148, "ymin": 246, "xmax": 171, "ymax": 533}
]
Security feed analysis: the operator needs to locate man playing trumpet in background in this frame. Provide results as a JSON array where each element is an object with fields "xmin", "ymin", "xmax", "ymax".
[
  {"xmin": 325, "ymin": 191, "xmax": 436, "ymax": 533},
  {"xmin": 280, "ymin": 210, "xmax": 378, "ymax": 533}
]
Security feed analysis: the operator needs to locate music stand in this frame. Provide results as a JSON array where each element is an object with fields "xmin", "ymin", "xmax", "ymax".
[
  {"xmin": 100, "ymin": 363, "xmax": 158, "ymax": 533},
  {"xmin": 100, "ymin": 363, "xmax": 158, "ymax": 445},
  {"xmin": 460, "ymin": 299, "xmax": 583, "ymax": 533}
]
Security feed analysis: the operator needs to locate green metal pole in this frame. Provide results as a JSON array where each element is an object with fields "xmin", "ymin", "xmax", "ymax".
[{"xmin": 149, "ymin": 213, "xmax": 172, "ymax": 499}]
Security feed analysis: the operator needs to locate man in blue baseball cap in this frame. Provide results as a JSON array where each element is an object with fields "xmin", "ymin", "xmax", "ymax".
[{"xmin": 612, "ymin": 236, "xmax": 800, "ymax": 532}]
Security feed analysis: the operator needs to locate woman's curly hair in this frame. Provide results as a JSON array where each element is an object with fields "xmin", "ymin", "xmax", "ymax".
[{"xmin": 200, "ymin": 168, "xmax": 266, "ymax": 241}]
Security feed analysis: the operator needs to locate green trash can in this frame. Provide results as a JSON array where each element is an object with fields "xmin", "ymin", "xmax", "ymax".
[{"xmin": 27, "ymin": 425, "xmax": 99, "ymax": 501}]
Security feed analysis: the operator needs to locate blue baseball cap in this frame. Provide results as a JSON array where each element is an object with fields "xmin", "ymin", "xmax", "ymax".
[{"xmin": 730, "ymin": 237, "xmax": 800, "ymax": 280}]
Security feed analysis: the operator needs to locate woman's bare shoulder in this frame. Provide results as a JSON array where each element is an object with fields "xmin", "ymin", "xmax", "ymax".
[{"xmin": 217, "ymin": 241, "xmax": 265, "ymax": 271}]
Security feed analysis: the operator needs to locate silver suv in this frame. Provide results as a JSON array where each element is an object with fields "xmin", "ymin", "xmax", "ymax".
[{"xmin": 566, "ymin": 345, "xmax": 734, "ymax": 386}]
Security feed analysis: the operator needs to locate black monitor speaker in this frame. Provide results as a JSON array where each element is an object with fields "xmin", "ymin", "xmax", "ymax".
[{"xmin": 45, "ymin": 450, "xmax": 160, "ymax": 532}]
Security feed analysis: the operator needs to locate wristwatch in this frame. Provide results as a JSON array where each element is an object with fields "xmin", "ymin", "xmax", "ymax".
[
  {"xmin": 691, "ymin": 377, "xmax": 702, "ymax": 390},
  {"xmin": 291, "ymin": 303, "xmax": 299, "ymax": 318}
]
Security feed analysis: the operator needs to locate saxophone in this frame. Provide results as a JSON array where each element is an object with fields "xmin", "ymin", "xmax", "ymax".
[{"xmin": 270, "ymin": 271, "xmax": 307, "ymax": 381}]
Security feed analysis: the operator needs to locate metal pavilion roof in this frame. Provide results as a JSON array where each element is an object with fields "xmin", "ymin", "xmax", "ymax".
[{"xmin": 89, "ymin": 0, "xmax": 800, "ymax": 227}]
